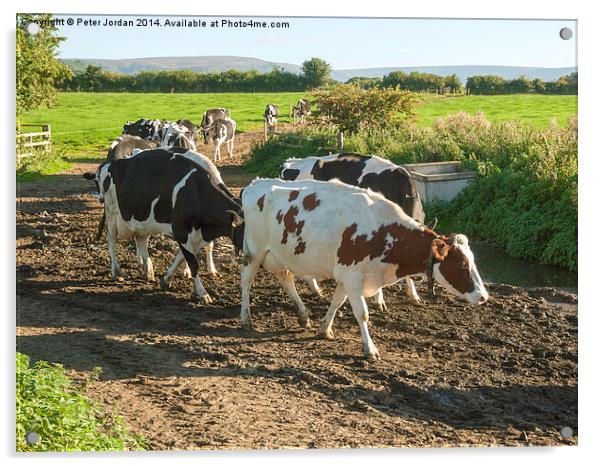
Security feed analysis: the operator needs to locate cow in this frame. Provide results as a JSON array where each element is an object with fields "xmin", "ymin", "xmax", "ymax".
[
  {"xmin": 176, "ymin": 119, "xmax": 196, "ymax": 135},
  {"xmin": 278, "ymin": 153, "xmax": 434, "ymax": 305},
  {"xmin": 233, "ymin": 178, "xmax": 488, "ymax": 359},
  {"xmin": 200, "ymin": 118, "xmax": 236, "ymax": 162},
  {"xmin": 84, "ymin": 148, "xmax": 241, "ymax": 301},
  {"xmin": 159, "ymin": 122, "xmax": 197, "ymax": 151},
  {"xmin": 122, "ymin": 119, "xmax": 163, "ymax": 141},
  {"xmin": 200, "ymin": 108, "xmax": 229, "ymax": 129},
  {"xmin": 291, "ymin": 99, "xmax": 311, "ymax": 124},
  {"xmin": 263, "ymin": 104, "xmax": 279, "ymax": 131}
]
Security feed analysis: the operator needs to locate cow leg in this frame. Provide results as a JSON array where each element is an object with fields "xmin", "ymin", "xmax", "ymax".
[
  {"xmin": 160, "ymin": 250, "xmax": 185, "ymax": 289},
  {"xmin": 405, "ymin": 277, "xmax": 421, "ymax": 304},
  {"xmin": 227, "ymin": 136, "xmax": 234, "ymax": 158},
  {"xmin": 178, "ymin": 229, "xmax": 212, "ymax": 305},
  {"xmin": 347, "ymin": 289, "xmax": 380, "ymax": 360},
  {"xmin": 134, "ymin": 235, "xmax": 154, "ymax": 281},
  {"xmin": 373, "ymin": 288, "xmax": 387, "ymax": 312},
  {"xmin": 318, "ymin": 283, "xmax": 348, "ymax": 340},
  {"xmin": 205, "ymin": 242, "xmax": 218, "ymax": 276},
  {"xmin": 214, "ymin": 143, "xmax": 220, "ymax": 162},
  {"xmin": 305, "ymin": 278, "xmax": 324, "ymax": 298},
  {"xmin": 106, "ymin": 216, "xmax": 121, "ymax": 279},
  {"xmin": 240, "ymin": 253, "xmax": 265, "ymax": 331},
  {"xmin": 274, "ymin": 271, "xmax": 311, "ymax": 329}
]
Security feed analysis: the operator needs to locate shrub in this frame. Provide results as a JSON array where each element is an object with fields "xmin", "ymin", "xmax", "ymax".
[{"xmin": 16, "ymin": 353, "xmax": 146, "ymax": 452}]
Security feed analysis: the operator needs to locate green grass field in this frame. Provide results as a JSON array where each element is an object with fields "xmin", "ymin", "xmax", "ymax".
[
  {"xmin": 416, "ymin": 94, "xmax": 577, "ymax": 128},
  {"xmin": 20, "ymin": 92, "xmax": 577, "ymax": 157},
  {"xmin": 20, "ymin": 92, "xmax": 307, "ymax": 153}
]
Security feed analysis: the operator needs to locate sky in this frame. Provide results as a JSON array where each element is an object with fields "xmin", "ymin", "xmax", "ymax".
[{"xmin": 51, "ymin": 15, "xmax": 577, "ymax": 69}]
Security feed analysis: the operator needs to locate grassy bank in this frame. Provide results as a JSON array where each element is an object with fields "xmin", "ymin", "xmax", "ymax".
[{"xmin": 16, "ymin": 353, "xmax": 146, "ymax": 452}]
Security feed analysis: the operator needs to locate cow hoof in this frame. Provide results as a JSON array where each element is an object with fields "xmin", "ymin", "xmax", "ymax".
[
  {"xmin": 115, "ymin": 276, "xmax": 125, "ymax": 283},
  {"xmin": 318, "ymin": 329, "xmax": 335, "ymax": 340},
  {"xmin": 201, "ymin": 294, "xmax": 213, "ymax": 305},
  {"xmin": 145, "ymin": 274, "xmax": 155, "ymax": 282},
  {"xmin": 159, "ymin": 277, "xmax": 171, "ymax": 290},
  {"xmin": 241, "ymin": 321, "xmax": 254, "ymax": 332},
  {"xmin": 298, "ymin": 318, "xmax": 311, "ymax": 329},
  {"xmin": 365, "ymin": 350, "xmax": 381, "ymax": 361}
]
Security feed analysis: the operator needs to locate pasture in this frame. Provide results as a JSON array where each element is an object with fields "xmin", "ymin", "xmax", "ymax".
[
  {"xmin": 20, "ymin": 92, "xmax": 577, "ymax": 156},
  {"xmin": 416, "ymin": 94, "xmax": 577, "ymax": 128}
]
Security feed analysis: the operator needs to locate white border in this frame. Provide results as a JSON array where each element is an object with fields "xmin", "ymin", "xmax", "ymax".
[{"xmin": 4, "ymin": 1, "xmax": 600, "ymax": 465}]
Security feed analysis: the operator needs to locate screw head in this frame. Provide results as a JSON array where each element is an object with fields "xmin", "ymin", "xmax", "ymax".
[
  {"xmin": 26, "ymin": 22, "xmax": 40, "ymax": 35},
  {"xmin": 560, "ymin": 426, "xmax": 573, "ymax": 438},
  {"xmin": 25, "ymin": 431, "xmax": 40, "ymax": 444},
  {"xmin": 559, "ymin": 27, "xmax": 573, "ymax": 40}
]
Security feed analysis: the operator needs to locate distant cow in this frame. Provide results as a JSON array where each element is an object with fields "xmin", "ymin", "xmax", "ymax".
[
  {"xmin": 84, "ymin": 148, "xmax": 241, "ymax": 302},
  {"xmin": 263, "ymin": 104, "xmax": 279, "ymax": 129},
  {"xmin": 200, "ymin": 108, "xmax": 229, "ymax": 128},
  {"xmin": 122, "ymin": 119, "xmax": 163, "ymax": 141},
  {"xmin": 234, "ymin": 178, "xmax": 488, "ymax": 359},
  {"xmin": 201, "ymin": 118, "xmax": 236, "ymax": 162},
  {"xmin": 176, "ymin": 119, "xmax": 197, "ymax": 135},
  {"xmin": 160, "ymin": 122, "xmax": 197, "ymax": 151},
  {"xmin": 107, "ymin": 135, "xmax": 158, "ymax": 163},
  {"xmin": 279, "ymin": 153, "xmax": 432, "ymax": 304},
  {"xmin": 291, "ymin": 99, "xmax": 311, "ymax": 123}
]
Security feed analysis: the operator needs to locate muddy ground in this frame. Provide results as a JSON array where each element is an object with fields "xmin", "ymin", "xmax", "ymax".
[{"xmin": 16, "ymin": 130, "xmax": 578, "ymax": 449}]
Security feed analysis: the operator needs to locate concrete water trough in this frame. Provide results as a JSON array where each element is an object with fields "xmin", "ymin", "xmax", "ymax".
[{"xmin": 403, "ymin": 161, "xmax": 477, "ymax": 203}]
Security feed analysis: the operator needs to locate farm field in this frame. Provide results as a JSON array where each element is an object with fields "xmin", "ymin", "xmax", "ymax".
[
  {"xmin": 20, "ymin": 92, "xmax": 577, "ymax": 156},
  {"xmin": 16, "ymin": 130, "xmax": 578, "ymax": 449},
  {"xmin": 416, "ymin": 94, "xmax": 577, "ymax": 128}
]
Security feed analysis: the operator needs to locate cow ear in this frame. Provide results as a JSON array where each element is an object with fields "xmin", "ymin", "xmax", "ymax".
[
  {"xmin": 426, "ymin": 217, "xmax": 438, "ymax": 230},
  {"xmin": 83, "ymin": 172, "xmax": 95, "ymax": 180},
  {"xmin": 431, "ymin": 238, "xmax": 449, "ymax": 262}
]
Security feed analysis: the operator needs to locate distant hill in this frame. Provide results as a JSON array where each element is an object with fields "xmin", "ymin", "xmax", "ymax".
[
  {"xmin": 61, "ymin": 56, "xmax": 576, "ymax": 83},
  {"xmin": 61, "ymin": 56, "xmax": 301, "ymax": 75},
  {"xmin": 331, "ymin": 65, "xmax": 577, "ymax": 83}
]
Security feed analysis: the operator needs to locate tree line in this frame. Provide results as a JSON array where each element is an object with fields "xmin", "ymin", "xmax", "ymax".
[
  {"xmin": 465, "ymin": 73, "xmax": 577, "ymax": 95},
  {"xmin": 347, "ymin": 71, "xmax": 577, "ymax": 95},
  {"xmin": 58, "ymin": 57, "xmax": 334, "ymax": 93}
]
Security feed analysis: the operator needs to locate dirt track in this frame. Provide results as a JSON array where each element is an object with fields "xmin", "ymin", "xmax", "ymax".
[{"xmin": 16, "ymin": 131, "xmax": 578, "ymax": 449}]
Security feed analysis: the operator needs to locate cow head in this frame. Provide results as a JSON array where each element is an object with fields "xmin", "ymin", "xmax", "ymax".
[
  {"xmin": 200, "ymin": 124, "xmax": 213, "ymax": 145},
  {"xmin": 82, "ymin": 162, "xmax": 110, "ymax": 203},
  {"xmin": 429, "ymin": 234, "xmax": 488, "ymax": 305},
  {"xmin": 226, "ymin": 210, "xmax": 245, "ymax": 257}
]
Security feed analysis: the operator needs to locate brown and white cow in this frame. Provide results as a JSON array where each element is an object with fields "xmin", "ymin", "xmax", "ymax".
[
  {"xmin": 279, "ymin": 153, "xmax": 433, "ymax": 305},
  {"xmin": 235, "ymin": 178, "xmax": 488, "ymax": 359}
]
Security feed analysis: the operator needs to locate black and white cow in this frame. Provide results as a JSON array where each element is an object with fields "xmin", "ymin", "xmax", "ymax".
[
  {"xmin": 291, "ymin": 99, "xmax": 311, "ymax": 123},
  {"xmin": 201, "ymin": 118, "xmax": 236, "ymax": 162},
  {"xmin": 200, "ymin": 108, "xmax": 229, "ymax": 129},
  {"xmin": 263, "ymin": 104, "xmax": 279, "ymax": 129},
  {"xmin": 85, "ymin": 148, "xmax": 241, "ymax": 302},
  {"xmin": 176, "ymin": 119, "xmax": 197, "ymax": 135},
  {"xmin": 279, "ymin": 153, "xmax": 434, "ymax": 304},
  {"xmin": 122, "ymin": 119, "xmax": 163, "ymax": 141},
  {"xmin": 159, "ymin": 122, "xmax": 197, "ymax": 151}
]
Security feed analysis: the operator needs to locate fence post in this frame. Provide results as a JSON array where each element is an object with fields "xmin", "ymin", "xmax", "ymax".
[
  {"xmin": 264, "ymin": 121, "xmax": 268, "ymax": 141},
  {"xmin": 337, "ymin": 131, "xmax": 344, "ymax": 151}
]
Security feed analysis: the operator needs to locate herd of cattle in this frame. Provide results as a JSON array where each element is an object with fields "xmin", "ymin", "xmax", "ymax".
[{"xmin": 82, "ymin": 103, "xmax": 488, "ymax": 360}]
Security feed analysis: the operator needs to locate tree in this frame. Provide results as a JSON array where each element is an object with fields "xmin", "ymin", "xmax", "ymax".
[
  {"xmin": 301, "ymin": 57, "xmax": 332, "ymax": 89},
  {"xmin": 16, "ymin": 14, "xmax": 73, "ymax": 115}
]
